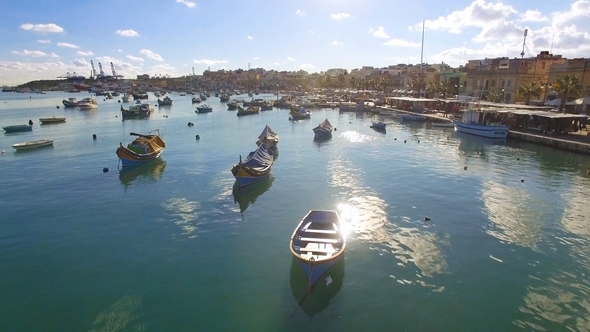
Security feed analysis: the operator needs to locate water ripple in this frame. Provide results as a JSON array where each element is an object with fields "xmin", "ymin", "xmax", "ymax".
[{"xmin": 162, "ymin": 198, "xmax": 200, "ymax": 238}]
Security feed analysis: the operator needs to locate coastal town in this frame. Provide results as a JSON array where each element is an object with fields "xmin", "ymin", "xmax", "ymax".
[{"xmin": 3, "ymin": 50, "xmax": 590, "ymax": 155}]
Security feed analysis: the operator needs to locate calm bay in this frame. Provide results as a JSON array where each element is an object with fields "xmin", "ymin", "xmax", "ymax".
[{"xmin": 1, "ymin": 91, "xmax": 589, "ymax": 331}]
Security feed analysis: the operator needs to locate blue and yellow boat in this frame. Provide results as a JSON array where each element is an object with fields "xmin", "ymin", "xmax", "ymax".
[
  {"xmin": 116, "ymin": 131, "xmax": 165, "ymax": 168},
  {"xmin": 231, "ymin": 143, "xmax": 274, "ymax": 188},
  {"xmin": 289, "ymin": 210, "xmax": 346, "ymax": 288}
]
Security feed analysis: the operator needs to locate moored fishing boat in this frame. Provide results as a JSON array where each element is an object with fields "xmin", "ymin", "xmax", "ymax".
[
  {"xmin": 62, "ymin": 97, "xmax": 78, "ymax": 108},
  {"xmin": 370, "ymin": 121, "xmax": 386, "ymax": 130},
  {"xmin": 120, "ymin": 103, "xmax": 152, "ymax": 117},
  {"xmin": 231, "ymin": 143, "xmax": 274, "ymax": 188},
  {"xmin": 290, "ymin": 107, "xmax": 311, "ymax": 120},
  {"xmin": 236, "ymin": 105, "xmax": 259, "ymax": 116},
  {"xmin": 39, "ymin": 117, "xmax": 66, "ymax": 124},
  {"xmin": 77, "ymin": 98, "xmax": 98, "ymax": 110},
  {"xmin": 400, "ymin": 114, "xmax": 426, "ymax": 122},
  {"xmin": 192, "ymin": 97, "xmax": 201, "ymax": 104},
  {"xmin": 452, "ymin": 103, "xmax": 508, "ymax": 138},
  {"xmin": 122, "ymin": 93, "xmax": 133, "ymax": 102},
  {"xmin": 3, "ymin": 124, "xmax": 32, "ymax": 133},
  {"xmin": 196, "ymin": 104, "xmax": 213, "ymax": 113},
  {"xmin": 12, "ymin": 139, "xmax": 53, "ymax": 151},
  {"xmin": 289, "ymin": 210, "xmax": 346, "ymax": 287},
  {"xmin": 255, "ymin": 125, "xmax": 279, "ymax": 148},
  {"xmin": 157, "ymin": 96, "xmax": 173, "ymax": 106},
  {"xmin": 313, "ymin": 119, "xmax": 333, "ymax": 139},
  {"xmin": 227, "ymin": 100, "xmax": 238, "ymax": 110},
  {"xmin": 116, "ymin": 130, "xmax": 166, "ymax": 168}
]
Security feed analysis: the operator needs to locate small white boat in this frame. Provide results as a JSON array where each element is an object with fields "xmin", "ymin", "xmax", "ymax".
[
  {"xmin": 12, "ymin": 139, "xmax": 54, "ymax": 151},
  {"xmin": 122, "ymin": 93, "xmax": 133, "ymax": 102},
  {"xmin": 78, "ymin": 98, "xmax": 98, "ymax": 109}
]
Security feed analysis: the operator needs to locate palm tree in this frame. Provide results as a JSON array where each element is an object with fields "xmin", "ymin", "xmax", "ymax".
[
  {"xmin": 349, "ymin": 77, "xmax": 358, "ymax": 90},
  {"xmin": 516, "ymin": 81, "xmax": 542, "ymax": 105},
  {"xmin": 411, "ymin": 78, "xmax": 426, "ymax": 97},
  {"xmin": 552, "ymin": 74, "xmax": 582, "ymax": 112},
  {"xmin": 486, "ymin": 87, "xmax": 505, "ymax": 103}
]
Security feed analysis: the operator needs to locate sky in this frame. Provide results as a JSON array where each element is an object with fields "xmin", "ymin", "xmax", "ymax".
[{"xmin": 0, "ymin": 0, "xmax": 589, "ymax": 85}]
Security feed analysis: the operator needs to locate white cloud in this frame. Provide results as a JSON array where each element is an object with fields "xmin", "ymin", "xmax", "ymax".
[
  {"xmin": 20, "ymin": 23, "xmax": 64, "ymax": 33},
  {"xmin": 37, "ymin": 40, "xmax": 50, "ymax": 44},
  {"xmin": 176, "ymin": 0, "xmax": 196, "ymax": 8},
  {"xmin": 77, "ymin": 51, "xmax": 94, "ymax": 56},
  {"xmin": 472, "ymin": 19, "xmax": 523, "ymax": 42},
  {"xmin": 287, "ymin": 57, "xmax": 296, "ymax": 61},
  {"xmin": 247, "ymin": 35, "xmax": 253, "ymax": 40},
  {"xmin": 140, "ymin": 49, "xmax": 164, "ymax": 61},
  {"xmin": 296, "ymin": 9, "xmax": 305, "ymax": 16},
  {"xmin": 12, "ymin": 49, "xmax": 50, "ymax": 57},
  {"xmin": 414, "ymin": 0, "xmax": 516, "ymax": 33},
  {"xmin": 116, "ymin": 29, "xmax": 140, "ymax": 37},
  {"xmin": 383, "ymin": 39, "xmax": 420, "ymax": 47},
  {"xmin": 57, "ymin": 42, "xmax": 79, "ymax": 49},
  {"xmin": 72, "ymin": 58, "xmax": 90, "ymax": 67},
  {"xmin": 273, "ymin": 62, "xmax": 281, "ymax": 66},
  {"xmin": 370, "ymin": 26, "xmax": 389, "ymax": 38},
  {"xmin": 330, "ymin": 13, "xmax": 350, "ymax": 20},
  {"xmin": 519, "ymin": 10, "xmax": 549, "ymax": 22},
  {"xmin": 310, "ymin": 30, "xmax": 314, "ymax": 34},
  {"xmin": 126, "ymin": 55, "xmax": 144, "ymax": 62},
  {"xmin": 252, "ymin": 56, "xmax": 259, "ymax": 60},
  {"xmin": 300, "ymin": 63, "xmax": 314, "ymax": 69},
  {"xmin": 332, "ymin": 40, "xmax": 343, "ymax": 46},
  {"xmin": 193, "ymin": 59, "xmax": 228, "ymax": 66}
]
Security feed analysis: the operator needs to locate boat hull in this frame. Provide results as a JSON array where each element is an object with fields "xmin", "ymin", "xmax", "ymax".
[
  {"xmin": 116, "ymin": 134, "xmax": 166, "ymax": 168},
  {"xmin": 39, "ymin": 117, "xmax": 66, "ymax": 124},
  {"xmin": 233, "ymin": 170, "xmax": 271, "ymax": 188},
  {"xmin": 3, "ymin": 125, "xmax": 32, "ymax": 133},
  {"xmin": 12, "ymin": 139, "xmax": 53, "ymax": 150},
  {"xmin": 313, "ymin": 128, "xmax": 332, "ymax": 139},
  {"xmin": 453, "ymin": 121, "xmax": 508, "ymax": 138}
]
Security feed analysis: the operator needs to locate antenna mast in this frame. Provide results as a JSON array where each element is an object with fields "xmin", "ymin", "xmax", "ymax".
[{"xmin": 521, "ymin": 29, "xmax": 528, "ymax": 58}]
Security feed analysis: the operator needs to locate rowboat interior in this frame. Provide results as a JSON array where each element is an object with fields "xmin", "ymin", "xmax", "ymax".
[{"xmin": 293, "ymin": 221, "xmax": 343, "ymax": 261}]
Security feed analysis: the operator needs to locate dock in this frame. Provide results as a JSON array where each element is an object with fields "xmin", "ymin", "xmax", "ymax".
[{"xmin": 377, "ymin": 106, "xmax": 590, "ymax": 156}]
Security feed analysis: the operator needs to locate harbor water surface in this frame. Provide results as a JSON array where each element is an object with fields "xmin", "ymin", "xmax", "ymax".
[{"xmin": 1, "ymin": 92, "xmax": 590, "ymax": 331}]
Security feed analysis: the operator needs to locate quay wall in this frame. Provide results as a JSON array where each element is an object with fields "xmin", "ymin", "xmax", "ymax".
[{"xmin": 508, "ymin": 130, "xmax": 590, "ymax": 156}]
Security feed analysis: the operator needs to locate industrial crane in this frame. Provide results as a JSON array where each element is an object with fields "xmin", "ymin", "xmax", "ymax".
[
  {"xmin": 98, "ymin": 62, "xmax": 106, "ymax": 78},
  {"xmin": 90, "ymin": 60, "xmax": 97, "ymax": 78}
]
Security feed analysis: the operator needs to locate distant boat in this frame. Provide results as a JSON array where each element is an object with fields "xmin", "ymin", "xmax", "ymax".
[
  {"xmin": 231, "ymin": 143, "xmax": 274, "ymax": 188},
  {"xmin": 256, "ymin": 125, "xmax": 279, "ymax": 148},
  {"xmin": 219, "ymin": 93, "xmax": 230, "ymax": 102},
  {"xmin": 116, "ymin": 131, "xmax": 166, "ymax": 168},
  {"xmin": 236, "ymin": 105, "xmax": 259, "ymax": 116},
  {"xmin": 12, "ymin": 139, "xmax": 53, "ymax": 151},
  {"xmin": 77, "ymin": 98, "xmax": 98, "ymax": 110},
  {"xmin": 39, "ymin": 117, "xmax": 66, "ymax": 124},
  {"xmin": 3, "ymin": 124, "xmax": 32, "ymax": 133},
  {"xmin": 338, "ymin": 101, "xmax": 368, "ymax": 112},
  {"xmin": 290, "ymin": 107, "xmax": 311, "ymax": 120},
  {"xmin": 289, "ymin": 210, "xmax": 346, "ymax": 287},
  {"xmin": 400, "ymin": 114, "xmax": 426, "ymax": 122},
  {"xmin": 452, "ymin": 103, "xmax": 509, "ymax": 138},
  {"xmin": 192, "ymin": 97, "xmax": 201, "ymax": 104},
  {"xmin": 227, "ymin": 100, "xmax": 238, "ymax": 110},
  {"xmin": 62, "ymin": 97, "xmax": 78, "ymax": 108},
  {"xmin": 370, "ymin": 121, "xmax": 386, "ymax": 130},
  {"xmin": 313, "ymin": 119, "xmax": 333, "ymax": 139},
  {"xmin": 122, "ymin": 93, "xmax": 133, "ymax": 102},
  {"xmin": 120, "ymin": 103, "xmax": 152, "ymax": 117},
  {"xmin": 157, "ymin": 96, "xmax": 173, "ymax": 106},
  {"xmin": 196, "ymin": 104, "xmax": 213, "ymax": 113}
]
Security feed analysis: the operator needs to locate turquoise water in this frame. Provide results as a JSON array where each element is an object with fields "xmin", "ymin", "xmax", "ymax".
[{"xmin": 1, "ymin": 92, "xmax": 590, "ymax": 331}]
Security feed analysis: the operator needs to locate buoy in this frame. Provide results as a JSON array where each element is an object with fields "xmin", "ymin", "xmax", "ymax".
[
  {"xmin": 521, "ymin": 179, "xmax": 524, "ymax": 183},
  {"xmin": 517, "ymin": 157, "xmax": 520, "ymax": 161},
  {"xmin": 334, "ymin": 127, "xmax": 337, "ymax": 131},
  {"xmin": 118, "ymin": 100, "xmax": 121, "ymax": 103},
  {"xmin": 56, "ymin": 106, "xmax": 60, "ymax": 109},
  {"xmin": 2, "ymin": 150, "xmax": 5, "ymax": 154},
  {"xmin": 196, "ymin": 134, "xmax": 200, "ymax": 140},
  {"xmin": 418, "ymin": 140, "xmax": 420, "ymax": 143},
  {"xmin": 404, "ymin": 140, "xmax": 406, "ymax": 143},
  {"xmin": 92, "ymin": 134, "xmax": 97, "ymax": 140},
  {"xmin": 102, "ymin": 167, "xmax": 109, "ymax": 173},
  {"xmin": 464, "ymin": 166, "xmax": 467, "ymax": 170},
  {"xmin": 424, "ymin": 216, "xmax": 431, "ymax": 221},
  {"xmin": 115, "ymin": 115, "xmax": 117, "ymax": 118},
  {"xmin": 394, "ymin": 138, "xmax": 397, "ymax": 140},
  {"xmin": 28, "ymin": 119, "xmax": 33, "ymax": 125}
]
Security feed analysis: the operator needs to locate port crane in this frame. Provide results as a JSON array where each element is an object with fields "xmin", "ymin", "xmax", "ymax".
[
  {"xmin": 110, "ymin": 62, "xmax": 124, "ymax": 79},
  {"xmin": 90, "ymin": 60, "xmax": 97, "ymax": 78}
]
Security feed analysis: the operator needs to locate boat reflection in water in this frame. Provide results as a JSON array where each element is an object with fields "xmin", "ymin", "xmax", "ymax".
[
  {"xmin": 119, "ymin": 158, "xmax": 167, "ymax": 188},
  {"xmin": 232, "ymin": 175, "xmax": 274, "ymax": 213},
  {"xmin": 289, "ymin": 257, "xmax": 345, "ymax": 317}
]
